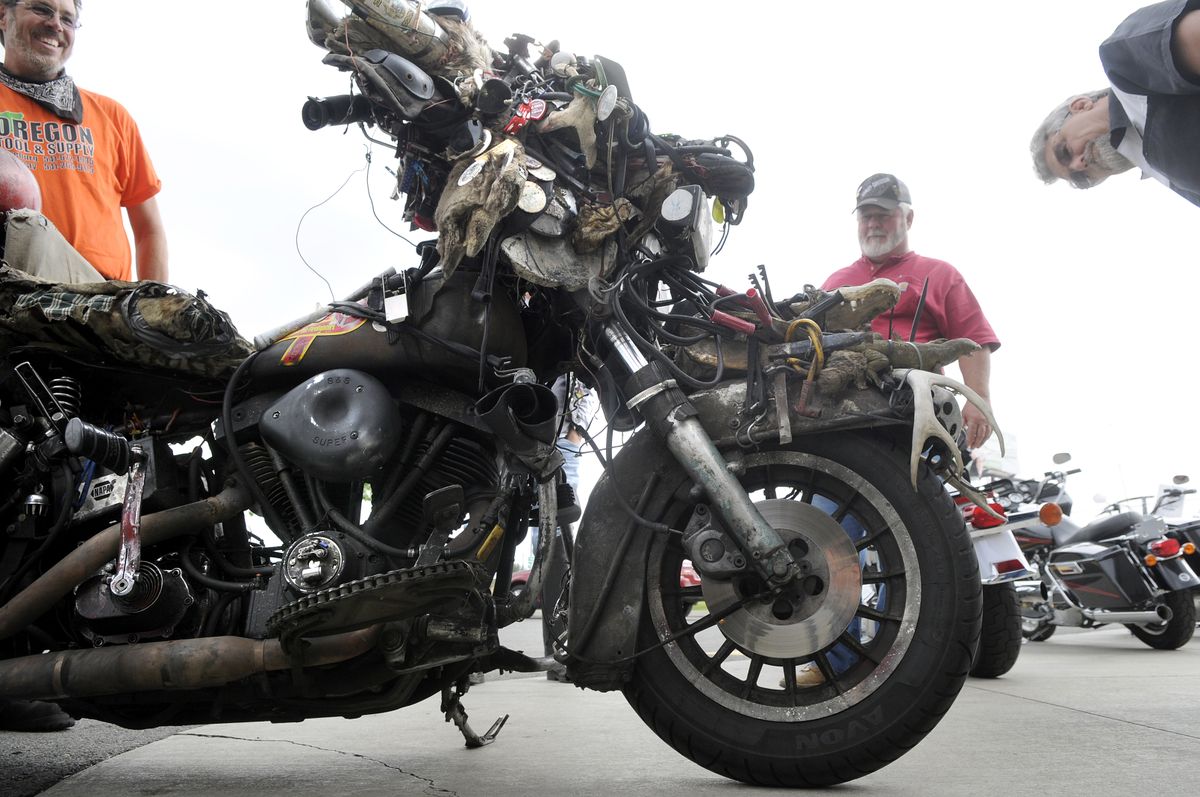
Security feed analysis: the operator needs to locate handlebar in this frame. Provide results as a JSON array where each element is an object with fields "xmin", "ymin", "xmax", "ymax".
[{"xmin": 302, "ymin": 94, "xmax": 375, "ymax": 131}]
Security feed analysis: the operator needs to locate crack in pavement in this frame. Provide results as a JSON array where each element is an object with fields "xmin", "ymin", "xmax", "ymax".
[
  {"xmin": 179, "ymin": 733, "xmax": 459, "ymax": 796},
  {"xmin": 964, "ymin": 683, "xmax": 1200, "ymax": 743}
]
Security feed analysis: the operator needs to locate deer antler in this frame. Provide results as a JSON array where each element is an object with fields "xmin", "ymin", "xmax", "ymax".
[{"xmin": 893, "ymin": 369, "xmax": 1004, "ymax": 490}]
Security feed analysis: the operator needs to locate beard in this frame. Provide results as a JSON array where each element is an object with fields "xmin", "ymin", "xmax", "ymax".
[
  {"xmin": 1082, "ymin": 134, "xmax": 1135, "ymax": 186},
  {"xmin": 859, "ymin": 226, "xmax": 907, "ymax": 259}
]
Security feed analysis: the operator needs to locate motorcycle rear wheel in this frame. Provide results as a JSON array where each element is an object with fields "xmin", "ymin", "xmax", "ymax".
[
  {"xmin": 622, "ymin": 433, "xmax": 981, "ymax": 787},
  {"xmin": 1126, "ymin": 590, "xmax": 1196, "ymax": 650},
  {"xmin": 970, "ymin": 583, "xmax": 1022, "ymax": 677}
]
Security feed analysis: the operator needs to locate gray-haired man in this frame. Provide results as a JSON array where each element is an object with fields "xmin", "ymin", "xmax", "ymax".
[{"xmin": 1031, "ymin": 0, "xmax": 1200, "ymax": 206}]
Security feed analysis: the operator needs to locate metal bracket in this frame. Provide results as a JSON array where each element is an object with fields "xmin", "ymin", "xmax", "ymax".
[{"xmin": 442, "ymin": 685, "xmax": 508, "ymax": 748}]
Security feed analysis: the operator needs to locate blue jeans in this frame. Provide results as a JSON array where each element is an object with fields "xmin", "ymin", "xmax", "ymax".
[{"xmin": 810, "ymin": 495, "xmax": 867, "ymax": 675}]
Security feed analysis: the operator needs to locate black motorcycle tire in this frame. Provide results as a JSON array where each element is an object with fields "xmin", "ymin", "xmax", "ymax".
[
  {"xmin": 622, "ymin": 432, "xmax": 982, "ymax": 787},
  {"xmin": 1125, "ymin": 590, "xmax": 1197, "ymax": 650},
  {"xmin": 970, "ymin": 582, "xmax": 1022, "ymax": 678}
]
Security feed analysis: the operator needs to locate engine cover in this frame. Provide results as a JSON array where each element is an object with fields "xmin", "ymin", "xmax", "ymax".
[{"xmin": 260, "ymin": 369, "xmax": 401, "ymax": 482}]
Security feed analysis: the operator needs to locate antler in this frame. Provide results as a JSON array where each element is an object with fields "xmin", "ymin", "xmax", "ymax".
[{"xmin": 893, "ymin": 369, "xmax": 1005, "ymax": 489}]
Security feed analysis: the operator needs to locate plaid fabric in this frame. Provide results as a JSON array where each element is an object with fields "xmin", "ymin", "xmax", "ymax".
[{"xmin": 14, "ymin": 290, "xmax": 115, "ymax": 322}]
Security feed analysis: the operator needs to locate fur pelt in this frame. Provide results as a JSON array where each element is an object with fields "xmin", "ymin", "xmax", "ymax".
[{"xmin": 434, "ymin": 139, "xmax": 528, "ymax": 275}]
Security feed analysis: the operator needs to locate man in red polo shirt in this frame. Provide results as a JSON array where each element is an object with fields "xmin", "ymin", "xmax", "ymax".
[{"xmin": 823, "ymin": 174, "xmax": 1000, "ymax": 450}]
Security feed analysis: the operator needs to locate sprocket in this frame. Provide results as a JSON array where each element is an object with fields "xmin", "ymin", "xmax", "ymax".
[{"xmin": 267, "ymin": 560, "xmax": 488, "ymax": 646}]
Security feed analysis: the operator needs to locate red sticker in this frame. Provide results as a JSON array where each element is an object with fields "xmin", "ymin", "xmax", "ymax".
[{"xmin": 279, "ymin": 310, "xmax": 367, "ymax": 366}]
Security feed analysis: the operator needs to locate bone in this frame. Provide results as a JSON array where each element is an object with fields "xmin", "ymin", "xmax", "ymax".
[{"xmin": 894, "ymin": 368, "xmax": 1005, "ymax": 489}]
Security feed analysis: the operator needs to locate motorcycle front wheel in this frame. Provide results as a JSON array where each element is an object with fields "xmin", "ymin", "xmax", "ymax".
[{"xmin": 622, "ymin": 432, "xmax": 981, "ymax": 787}]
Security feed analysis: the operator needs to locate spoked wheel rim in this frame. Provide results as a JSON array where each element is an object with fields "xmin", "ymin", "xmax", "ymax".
[{"xmin": 646, "ymin": 450, "xmax": 921, "ymax": 721}]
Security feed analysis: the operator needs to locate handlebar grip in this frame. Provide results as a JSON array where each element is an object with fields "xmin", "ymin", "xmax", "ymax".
[{"xmin": 1066, "ymin": 469, "xmax": 1082, "ymax": 475}]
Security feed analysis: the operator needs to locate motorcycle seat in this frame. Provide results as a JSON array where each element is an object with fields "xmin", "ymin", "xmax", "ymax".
[{"xmin": 1051, "ymin": 510, "xmax": 1142, "ymax": 548}]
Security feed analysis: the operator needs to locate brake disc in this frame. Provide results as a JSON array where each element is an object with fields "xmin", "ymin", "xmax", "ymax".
[
  {"xmin": 700, "ymin": 499, "xmax": 861, "ymax": 659},
  {"xmin": 267, "ymin": 560, "xmax": 487, "ymax": 642}
]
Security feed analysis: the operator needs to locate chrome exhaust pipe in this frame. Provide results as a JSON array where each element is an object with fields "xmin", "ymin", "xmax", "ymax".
[
  {"xmin": 0, "ymin": 626, "xmax": 380, "ymax": 701},
  {"xmin": 1080, "ymin": 604, "xmax": 1172, "ymax": 626}
]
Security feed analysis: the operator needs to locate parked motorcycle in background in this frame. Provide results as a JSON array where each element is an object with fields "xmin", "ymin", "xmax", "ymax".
[
  {"xmin": 1099, "ymin": 476, "xmax": 1200, "ymax": 627},
  {"xmin": 998, "ymin": 458, "xmax": 1199, "ymax": 648}
]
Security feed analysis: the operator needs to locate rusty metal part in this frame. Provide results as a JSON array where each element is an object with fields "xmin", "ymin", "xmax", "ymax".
[
  {"xmin": 0, "ymin": 626, "xmax": 379, "ymax": 700},
  {"xmin": 500, "ymin": 479, "xmax": 557, "ymax": 623},
  {"xmin": 0, "ymin": 480, "xmax": 254, "ymax": 641},
  {"xmin": 111, "ymin": 449, "xmax": 147, "ymax": 597}
]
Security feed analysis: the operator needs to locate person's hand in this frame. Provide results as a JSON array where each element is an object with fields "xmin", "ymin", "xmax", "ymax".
[{"xmin": 962, "ymin": 402, "xmax": 992, "ymax": 450}]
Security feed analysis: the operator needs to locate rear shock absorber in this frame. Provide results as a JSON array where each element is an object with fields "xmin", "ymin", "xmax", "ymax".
[{"xmin": 48, "ymin": 376, "xmax": 81, "ymax": 420}]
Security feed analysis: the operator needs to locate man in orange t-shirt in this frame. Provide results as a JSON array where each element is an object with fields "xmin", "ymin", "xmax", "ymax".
[{"xmin": 0, "ymin": 0, "xmax": 167, "ymax": 282}]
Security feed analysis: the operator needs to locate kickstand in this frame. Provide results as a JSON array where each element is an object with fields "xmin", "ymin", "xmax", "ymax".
[{"xmin": 441, "ymin": 684, "xmax": 508, "ymax": 748}]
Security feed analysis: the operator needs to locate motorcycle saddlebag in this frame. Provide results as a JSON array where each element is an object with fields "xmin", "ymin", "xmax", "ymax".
[{"xmin": 1048, "ymin": 542, "xmax": 1157, "ymax": 611}]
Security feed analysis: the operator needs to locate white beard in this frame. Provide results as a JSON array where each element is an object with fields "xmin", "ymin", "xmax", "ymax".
[{"xmin": 859, "ymin": 226, "xmax": 907, "ymax": 259}]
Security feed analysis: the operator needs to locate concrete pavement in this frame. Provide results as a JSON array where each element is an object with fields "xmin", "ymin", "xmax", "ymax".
[
  {"xmin": 29, "ymin": 622, "xmax": 1200, "ymax": 796},
  {"xmin": 12, "ymin": 623, "xmax": 1200, "ymax": 796}
]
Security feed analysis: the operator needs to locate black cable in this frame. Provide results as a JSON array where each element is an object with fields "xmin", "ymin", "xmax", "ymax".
[
  {"xmin": 179, "ymin": 538, "xmax": 262, "ymax": 593},
  {"xmin": 200, "ymin": 591, "xmax": 239, "ymax": 637},
  {"xmin": 0, "ymin": 467, "xmax": 75, "ymax": 602},
  {"xmin": 363, "ymin": 422, "xmax": 457, "ymax": 536},
  {"xmin": 220, "ymin": 353, "xmax": 291, "ymax": 537},
  {"xmin": 610, "ymin": 276, "xmax": 726, "ymax": 390},
  {"xmin": 576, "ymin": 424, "xmax": 674, "ymax": 536}
]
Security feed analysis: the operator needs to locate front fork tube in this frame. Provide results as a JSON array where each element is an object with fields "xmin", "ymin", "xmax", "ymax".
[{"xmin": 604, "ymin": 326, "xmax": 798, "ymax": 586}]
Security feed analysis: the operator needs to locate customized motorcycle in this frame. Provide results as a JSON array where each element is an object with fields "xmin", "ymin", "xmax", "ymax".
[
  {"xmin": 0, "ymin": 1, "xmax": 1004, "ymax": 787},
  {"xmin": 998, "ymin": 461, "xmax": 1199, "ymax": 647}
]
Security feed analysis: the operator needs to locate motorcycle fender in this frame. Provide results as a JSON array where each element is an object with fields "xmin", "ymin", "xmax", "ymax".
[
  {"xmin": 568, "ymin": 379, "xmax": 901, "ymax": 690},
  {"xmin": 568, "ymin": 428, "xmax": 687, "ymax": 691},
  {"xmin": 970, "ymin": 527, "xmax": 1034, "ymax": 584},
  {"xmin": 1150, "ymin": 557, "xmax": 1200, "ymax": 592}
]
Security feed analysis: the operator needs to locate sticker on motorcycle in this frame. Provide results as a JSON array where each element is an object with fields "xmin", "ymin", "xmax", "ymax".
[{"xmin": 279, "ymin": 311, "xmax": 367, "ymax": 367}]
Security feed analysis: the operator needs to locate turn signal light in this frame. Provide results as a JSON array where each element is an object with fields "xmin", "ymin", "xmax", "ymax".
[
  {"xmin": 1038, "ymin": 503, "xmax": 1064, "ymax": 527},
  {"xmin": 1149, "ymin": 538, "xmax": 1182, "ymax": 558},
  {"xmin": 1144, "ymin": 554, "xmax": 1159, "ymax": 567},
  {"xmin": 1184, "ymin": 542, "xmax": 1197, "ymax": 555}
]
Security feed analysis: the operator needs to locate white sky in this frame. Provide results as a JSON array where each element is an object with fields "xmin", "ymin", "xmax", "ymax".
[{"xmin": 63, "ymin": 1, "xmax": 1200, "ymax": 520}]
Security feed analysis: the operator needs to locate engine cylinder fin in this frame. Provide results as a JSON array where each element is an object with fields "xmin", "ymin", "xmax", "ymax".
[
  {"xmin": 385, "ymin": 436, "xmax": 500, "ymax": 542},
  {"xmin": 240, "ymin": 443, "xmax": 303, "ymax": 534}
]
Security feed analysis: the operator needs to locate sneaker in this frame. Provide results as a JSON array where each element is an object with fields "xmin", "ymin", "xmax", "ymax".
[
  {"xmin": 0, "ymin": 699, "xmax": 75, "ymax": 732},
  {"xmin": 778, "ymin": 663, "xmax": 824, "ymax": 689},
  {"xmin": 546, "ymin": 662, "xmax": 572, "ymax": 683}
]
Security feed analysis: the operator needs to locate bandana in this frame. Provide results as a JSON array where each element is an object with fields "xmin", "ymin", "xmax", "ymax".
[{"xmin": 0, "ymin": 67, "xmax": 81, "ymax": 123}]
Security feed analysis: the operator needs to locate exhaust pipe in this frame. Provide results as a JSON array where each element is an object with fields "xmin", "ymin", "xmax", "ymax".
[
  {"xmin": 0, "ymin": 626, "xmax": 380, "ymax": 701},
  {"xmin": 1081, "ymin": 604, "xmax": 1172, "ymax": 626},
  {"xmin": 0, "ymin": 481, "xmax": 253, "ymax": 641}
]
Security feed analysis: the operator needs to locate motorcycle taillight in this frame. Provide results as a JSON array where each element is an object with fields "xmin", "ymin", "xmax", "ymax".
[
  {"xmin": 1148, "ymin": 537, "xmax": 1182, "ymax": 558},
  {"xmin": 969, "ymin": 502, "xmax": 1006, "ymax": 529}
]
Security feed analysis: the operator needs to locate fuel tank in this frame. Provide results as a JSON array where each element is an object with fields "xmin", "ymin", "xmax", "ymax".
[{"xmin": 250, "ymin": 269, "xmax": 527, "ymax": 397}]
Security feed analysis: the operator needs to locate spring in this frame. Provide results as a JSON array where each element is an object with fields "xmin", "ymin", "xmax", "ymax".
[
  {"xmin": 48, "ymin": 376, "xmax": 81, "ymax": 419},
  {"xmin": 239, "ymin": 443, "xmax": 302, "ymax": 535}
]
